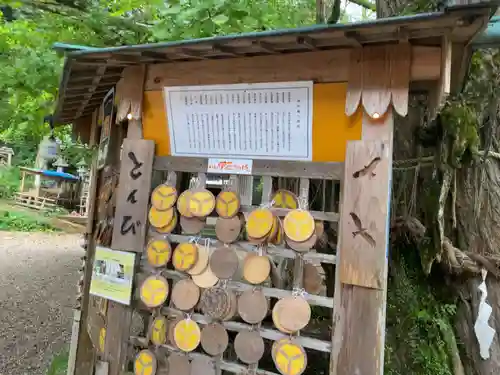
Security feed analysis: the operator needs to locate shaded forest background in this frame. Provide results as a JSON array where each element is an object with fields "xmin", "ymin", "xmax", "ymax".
[{"xmin": 1, "ymin": 1, "xmax": 500, "ymax": 375}]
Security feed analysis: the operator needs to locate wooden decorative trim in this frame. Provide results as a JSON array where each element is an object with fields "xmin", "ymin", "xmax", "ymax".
[
  {"xmin": 145, "ymin": 46, "xmax": 441, "ymax": 90},
  {"xmin": 154, "ymin": 156, "xmax": 344, "ymax": 180}
]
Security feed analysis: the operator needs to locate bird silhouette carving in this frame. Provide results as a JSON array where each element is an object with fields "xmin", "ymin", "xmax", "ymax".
[
  {"xmin": 352, "ymin": 157, "xmax": 381, "ymax": 179},
  {"xmin": 350, "ymin": 212, "xmax": 376, "ymax": 247}
]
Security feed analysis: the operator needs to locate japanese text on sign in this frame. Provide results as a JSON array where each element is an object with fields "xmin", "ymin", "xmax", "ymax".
[{"xmin": 164, "ymin": 81, "xmax": 313, "ymax": 161}]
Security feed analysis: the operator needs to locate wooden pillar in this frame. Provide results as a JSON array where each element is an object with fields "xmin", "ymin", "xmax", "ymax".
[
  {"xmin": 104, "ymin": 65, "xmax": 152, "ymax": 375},
  {"xmin": 331, "ymin": 44, "xmax": 410, "ymax": 375}
]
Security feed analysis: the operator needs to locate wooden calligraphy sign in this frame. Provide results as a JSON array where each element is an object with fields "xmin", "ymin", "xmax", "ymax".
[{"xmin": 111, "ymin": 139, "xmax": 155, "ymax": 252}]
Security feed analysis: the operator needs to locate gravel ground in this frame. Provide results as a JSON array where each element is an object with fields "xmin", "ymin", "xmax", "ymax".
[{"xmin": 0, "ymin": 232, "xmax": 82, "ymax": 375}]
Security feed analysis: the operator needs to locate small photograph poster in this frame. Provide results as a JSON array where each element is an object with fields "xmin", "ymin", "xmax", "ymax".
[
  {"xmin": 97, "ymin": 88, "xmax": 115, "ymax": 169},
  {"xmin": 164, "ymin": 81, "xmax": 313, "ymax": 161},
  {"xmin": 90, "ymin": 246, "xmax": 135, "ymax": 305}
]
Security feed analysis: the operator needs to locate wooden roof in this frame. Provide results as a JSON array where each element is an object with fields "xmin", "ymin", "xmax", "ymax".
[{"xmin": 53, "ymin": 3, "xmax": 496, "ymax": 125}]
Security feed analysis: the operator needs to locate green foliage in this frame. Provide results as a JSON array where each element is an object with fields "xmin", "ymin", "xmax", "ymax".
[
  {"xmin": 46, "ymin": 349, "xmax": 69, "ymax": 375},
  {"xmin": 0, "ymin": 166, "xmax": 22, "ymax": 199},
  {"xmin": 0, "ymin": 209, "xmax": 59, "ymax": 232}
]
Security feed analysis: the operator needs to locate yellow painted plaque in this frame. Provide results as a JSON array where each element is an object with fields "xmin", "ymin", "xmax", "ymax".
[
  {"xmin": 140, "ymin": 275, "xmax": 169, "ymax": 308},
  {"xmin": 99, "ymin": 327, "xmax": 106, "ymax": 353},
  {"xmin": 146, "ymin": 239, "xmax": 172, "ymax": 268},
  {"xmin": 172, "ymin": 243, "xmax": 198, "ymax": 272},
  {"xmin": 134, "ymin": 349, "xmax": 157, "ymax": 375},
  {"xmin": 173, "ymin": 319, "xmax": 201, "ymax": 352},
  {"xmin": 272, "ymin": 190, "xmax": 299, "ymax": 210},
  {"xmin": 283, "ymin": 210, "xmax": 315, "ymax": 242},
  {"xmin": 215, "ymin": 191, "xmax": 240, "ymax": 218},
  {"xmin": 151, "ymin": 184, "xmax": 177, "ymax": 211},
  {"xmin": 148, "ymin": 206, "xmax": 174, "ymax": 229},
  {"xmin": 156, "ymin": 211, "xmax": 178, "ymax": 234},
  {"xmin": 177, "ymin": 190, "xmax": 193, "ymax": 218},
  {"xmin": 189, "ymin": 189, "xmax": 215, "ymax": 217},
  {"xmin": 246, "ymin": 208, "xmax": 274, "ymax": 239},
  {"xmin": 150, "ymin": 316, "xmax": 167, "ymax": 346},
  {"xmin": 273, "ymin": 340, "xmax": 307, "ymax": 375}
]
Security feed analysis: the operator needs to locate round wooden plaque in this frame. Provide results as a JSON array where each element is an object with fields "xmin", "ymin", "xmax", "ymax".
[
  {"xmin": 191, "ymin": 265, "xmax": 219, "ymax": 288},
  {"xmin": 187, "ymin": 245, "xmax": 209, "ymax": 276},
  {"xmin": 243, "ymin": 253, "xmax": 271, "ymax": 285},
  {"xmin": 167, "ymin": 353, "xmax": 190, "ymax": 375},
  {"xmin": 272, "ymin": 308, "xmax": 292, "ymax": 334},
  {"xmin": 149, "ymin": 316, "xmax": 167, "ymax": 346},
  {"xmin": 191, "ymin": 357, "xmax": 216, "ymax": 375},
  {"xmin": 151, "ymin": 184, "xmax": 178, "ymax": 211},
  {"xmin": 215, "ymin": 191, "xmax": 241, "ymax": 218},
  {"xmin": 167, "ymin": 316, "xmax": 183, "ymax": 348},
  {"xmin": 99, "ymin": 327, "xmax": 106, "ymax": 353},
  {"xmin": 172, "ymin": 243, "xmax": 199, "ymax": 272},
  {"xmin": 200, "ymin": 287, "xmax": 235, "ymax": 320},
  {"xmin": 267, "ymin": 215, "xmax": 280, "ymax": 243},
  {"xmin": 134, "ymin": 349, "xmax": 157, "ymax": 375},
  {"xmin": 303, "ymin": 263, "xmax": 322, "ymax": 295},
  {"xmin": 171, "ymin": 279, "xmax": 200, "ymax": 311},
  {"xmin": 180, "ymin": 216, "xmax": 206, "ymax": 235},
  {"xmin": 246, "ymin": 208, "xmax": 274, "ymax": 239},
  {"xmin": 286, "ymin": 234, "xmax": 317, "ymax": 253},
  {"xmin": 234, "ymin": 330, "xmax": 265, "ymax": 364},
  {"xmin": 210, "ymin": 247, "xmax": 240, "ymax": 279},
  {"xmin": 149, "ymin": 206, "xmax": 175, "ymax": 229},
  {"xmin": 200, "ymin": 322, "xmax": 229, "ymax": 356},
  {"xmin": 223, "ymin": 289, "xmax": 238, "ymax": 321},
  {"xmin": 188, "ymin": 189, "xmax": 215, "ymax": 217},
  {"xmin": 140, "ymin": 275, "xmax": 169, "ymax": 308},
  {"xmin": 272, "ymin": 219, "xmax": 284, "ymax": 245},
  {"xmin": 272, "ymin": 339, "xmax": 307, "ymax": 375},
  {"xmin": 272, "ymin": 296, "xmax": 311, "ymax": 333},
  {"xmin": 177, "ymin": 190, "xmax": 193, "ymax": 218},
  {"xmin": 237, "ymin": 289, "xmax": 268, "ymax": 324},
  {"xmin": 146, "ymin": 239, "xmax": 172, "ymax": 268},
  {"xmin": 156, "ymin": 211, "xmax": 178, "ymax": 234},
  {"xmin": 173, "ymin": 319, "xmax": 201, "ymax": 352},
  {"xmin": 272, "ymin": 190, "xmax": 299, "ymax": 210},
  {"xmin": 283, "ymin": 210, "xmax": 315, "ymax": 243},
  {"xmin": 215, "ymin": 216, "xmax": 242, "ymax": 244}
]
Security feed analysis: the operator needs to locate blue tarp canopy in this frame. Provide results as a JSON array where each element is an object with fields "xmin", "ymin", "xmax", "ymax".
[{"xmin": 41, "ymin": 169, "xmax": 79, "ymax": 181}]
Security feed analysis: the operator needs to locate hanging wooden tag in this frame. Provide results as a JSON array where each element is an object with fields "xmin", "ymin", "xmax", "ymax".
[
  {"xmin": 303, "ymin": 263, "xmax": 323, "ymax": 295},
  {"xmin": 272, "ymin": 296, "xmax": 311, "ymax": 333},
  {"xmin": 243, "ymin": 253, "xmax": 271, "ymax": 285},
  {"xmin": 155, "ymin": 211, "xmax": 178, "ymax": 234},
  {"xmin": 215, "ymin": 216, "xmax": 242, "ymax": 243},
  {"xmin": 188, "ymin": 189, "xmax": 215, "ymax": 217},
  {"xmin": 139, "ymin": 275, "xmax": 169, "ymax": 308},
  {"xmin": 246, "ymin": 208, "xmax": 274, "ymax": 239},
  {"xmin": 272, "ymin": 189, "xmax": 299, "ymax": 209},
  {"xmin": 134, "ymin": 349, "xmax": 157, "ymax": 375},
  {"xmin": 177, "ymin": 190, "xmax": 194, "ymax": 218},
  {"xmin": 210, "ymin": 247, "xmax": 240, "ymax": 279},
  {"xmin": 223, "ymin": 289, "xmax": 238, "ymax": 321},
  {"xmin": 234, "ymin": 330, "xmax": 265, "ymax": 364},
  {"xmin": 167, "ymin": 353, "xmax": 190, "ymax": 375},
  {"xmin": 267, "ymin": 215, "xmax": 280, "ymax": 243},
  {"xmin": 200, "ymin": 287, "xmax": 235, "ymax": 320},
  {"xmin": 171, "ymin": 279, "xmax": 201, "ymax": 311},
  {"xmin": 151, "ymin": 184, "xmax": 178, "ymax": 211},
  {"xmin": 200, "ymin": 322, "xmax": 229, "ymax": 356},
  {"xmin": 167, "ymin": 316, "xmax": 184, "ymax": 348},
  {"xmin": 272, "ymin": 339, "xmax": 307, "ymax": 375},
  {"xmin": 192, "ymin": 265, "xmax": 219, "ymax": 288},
  {"xmin": 286, "ymin": 233, "xmax": 317, "ymax": 253},
  {"xmin": 149, "ymin": 316, "xmax": 168, "ymax": 346},
  {"xmin": 187, "ymin": 245, "xmax": 209, "ymax": 276},
  {"xmin": 216, "ymin": 190, "xmax": 241, "ymax": 218},
  {"xmin": 172, "ymin": 243, "xmax": 199, "ymax": 272},
  {"xmin": 146, "ymin": 239, "xmax": 172, "ymax": 268},
  {"xmin": 173, "ymin": 318, "xmax": 201, "ymax": 352},
  {"xmin": 180, "ymin": 216, "xmax": 206, "ymax": 235},
  {"xmin": 237, "ymin": 289, "xmax": 269, "ymax": 324},
  {"xmin": 148, "ymin": 206, "xmax": 175, "ymax": 229},
  {"xmin": 283, "ymin": 210, "xmax": 315, "ymax": 242},
  {"xmin": 272, "ymin": 308, "xmax": 292, "ymax": 334}
]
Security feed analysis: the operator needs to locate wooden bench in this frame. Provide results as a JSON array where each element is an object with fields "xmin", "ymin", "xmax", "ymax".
[{"xmin": 14, "ymin": 193, "xmax": 57, "ymax": 211}]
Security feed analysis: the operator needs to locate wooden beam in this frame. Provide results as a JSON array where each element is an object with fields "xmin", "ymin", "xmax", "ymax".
[
  {"xmin": 146, "ymin": 46, "xmax": 441, "ymax": 90},
  {"xmin": 75, "ymin": 66, "xmax": 107, "ymax": 118}
]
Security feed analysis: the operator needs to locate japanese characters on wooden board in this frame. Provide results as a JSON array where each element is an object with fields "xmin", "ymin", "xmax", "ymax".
[{"xmin": 133, "ymin": 181, "xmax": 326, "ymax": 375}]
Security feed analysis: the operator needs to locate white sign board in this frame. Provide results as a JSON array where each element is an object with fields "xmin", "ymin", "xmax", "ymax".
[
  {"xmin": 207, "ymin": 158, "xmax": 253, "ymax": 175},
  {"xmin": 164, "ymin": 81, "xmax": 313, "ymax": 161}
]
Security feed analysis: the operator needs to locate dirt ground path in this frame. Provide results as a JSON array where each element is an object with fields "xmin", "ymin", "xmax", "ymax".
[{"xmin": 0, "ymin": 232, "xmax": 81, "ymax": 375}]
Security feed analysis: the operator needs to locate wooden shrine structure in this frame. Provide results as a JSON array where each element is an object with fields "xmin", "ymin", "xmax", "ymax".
[{"xmin": 53, "ymin": 4, "xmax": 496, "ymax": 375}]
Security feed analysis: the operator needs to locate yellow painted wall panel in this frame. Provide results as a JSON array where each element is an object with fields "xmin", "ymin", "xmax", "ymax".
[{"xmin": 142, "ymin": 83, "xmax": 362, "ymax": 162}]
